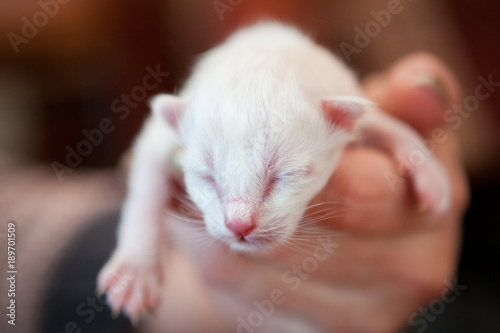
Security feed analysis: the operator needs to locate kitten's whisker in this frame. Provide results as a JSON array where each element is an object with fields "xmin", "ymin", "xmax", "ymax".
[
  {"xmin": 302, "ymin": 207, "xmax": 342, "ymax": 219},
  {"xmin": 305, "ymin": 201, "xmax": 340, "ymax": 209}
]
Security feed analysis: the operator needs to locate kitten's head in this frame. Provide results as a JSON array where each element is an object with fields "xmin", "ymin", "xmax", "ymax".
[{"xmin": 151, "ymin": 94, "xmax": 370, "ymax": 251}]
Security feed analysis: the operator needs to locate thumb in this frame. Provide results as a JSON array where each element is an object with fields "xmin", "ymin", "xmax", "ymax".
[{"xmin": 362, "ymin": 52, "xmax": 461, "ymax": 136}]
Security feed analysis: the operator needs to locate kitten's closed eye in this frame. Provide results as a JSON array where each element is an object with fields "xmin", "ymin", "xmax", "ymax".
[
  {"xmin": 264, "ymin": 167, "xmax": 313, "ymax": 198},
  {"xmin": 201, "ymin": 174, "xmax": 216, "ymax": 185},
  {"xmin": 274, "ymin": 167, "xmax": 313, "ymax": 183}
]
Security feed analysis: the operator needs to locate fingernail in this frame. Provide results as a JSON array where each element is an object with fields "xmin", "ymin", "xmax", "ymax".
[{"xmin": 412, "ymin": 72, "xmax": 451, "ymax": 106}]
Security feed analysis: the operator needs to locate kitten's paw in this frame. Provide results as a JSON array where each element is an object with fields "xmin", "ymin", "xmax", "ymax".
[
  {"xmin": 97, "ymin": 252, "xmax": 162, "ymax": 323},
  {"xmin": 408, "ymin": 156, "xmax": 451, "ymax": 216}
]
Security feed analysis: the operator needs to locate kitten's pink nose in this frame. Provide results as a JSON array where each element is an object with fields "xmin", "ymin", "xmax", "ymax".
[{"xmin": 225, "ymin": 218, "xmax": 256, "ymax": 239}]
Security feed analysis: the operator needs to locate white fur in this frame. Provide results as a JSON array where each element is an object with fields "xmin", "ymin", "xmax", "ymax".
[
  {"xmin": 97, "ymin": 21, "xmax": 451, "ymax": 321},
  {"xmin": 176, "ymin": 22, "xmax": 364, "ymax": 251}
]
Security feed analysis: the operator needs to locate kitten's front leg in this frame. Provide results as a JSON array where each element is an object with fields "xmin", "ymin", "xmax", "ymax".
[
  {"xmin": 97, "ymin": 120, "xmax": 175, "ymax": 322},
  {"xmin": 97, "ymin": 195, "xmax": 166, "ymax": 322}
]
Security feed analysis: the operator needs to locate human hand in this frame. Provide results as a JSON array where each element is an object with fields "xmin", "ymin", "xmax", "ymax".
[{"xmin": 195, "ymin": 53, "xmax": 469, "ymax": 333}]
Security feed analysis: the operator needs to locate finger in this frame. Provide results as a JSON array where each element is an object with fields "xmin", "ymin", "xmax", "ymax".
[
  {"xmin": 203, "ymin": 242, "xmax": 427, "ymax": 333},
  {"xmin": 308, "ymin": 147, "xmax": 418, "ymax": 235},
  {"xmin": 362, "ymin": 52, "xmax": 462, "ymax": 136},
  {"xmin": 310, "ymin": 125, "xmax": 468, "ymax": 234}
]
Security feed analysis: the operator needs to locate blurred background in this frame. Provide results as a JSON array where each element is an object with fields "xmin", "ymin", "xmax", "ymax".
[{"xmin": 0, "ymin": 0, "xmax": 499, "ymax": 332}]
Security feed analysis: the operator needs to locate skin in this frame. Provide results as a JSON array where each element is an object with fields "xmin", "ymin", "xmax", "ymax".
[{"xmin": 176, "ymin": 52, "xmax": 469, "ymax": 333}]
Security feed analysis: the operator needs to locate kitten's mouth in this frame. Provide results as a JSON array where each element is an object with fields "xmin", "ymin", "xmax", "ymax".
[
  {"xmin": 227, "ymin": 233, "xmax": 278, "ymax": 252},
  {"xmin": 236, "ymin": 235, "xmax": 248, "ymax": 242},
  {"xmin": 214, "ymin": 220, "xmax": 290, "ymax": 252}
]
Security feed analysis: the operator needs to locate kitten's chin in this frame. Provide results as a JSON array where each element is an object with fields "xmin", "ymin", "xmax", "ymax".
[{"xmin": 226, "ymin": 236, "xmax": 280, "ymax": 253}]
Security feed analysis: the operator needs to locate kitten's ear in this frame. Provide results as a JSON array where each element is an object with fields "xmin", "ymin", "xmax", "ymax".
[
  {"xmin": 321, "ymin": 96, "xmax": 374, "ymax": 131},
  {"xmin": 150, "ymin": 94, "xmax": 186, "ymax": 129}
]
